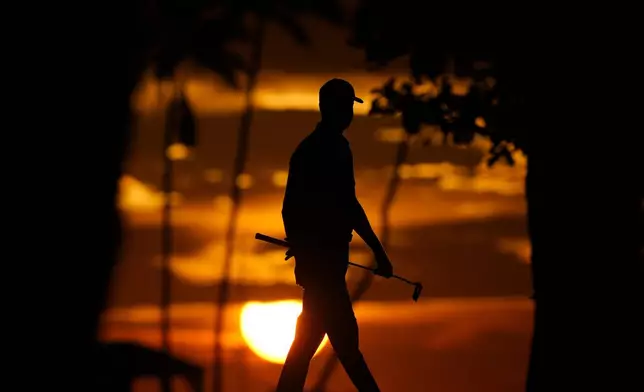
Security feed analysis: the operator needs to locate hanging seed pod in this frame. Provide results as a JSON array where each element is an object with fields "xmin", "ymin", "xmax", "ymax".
[
  {"xmin": 165, "ymin": 92, "xmax": 180, "ymax": 142},
  {"xmin": 177, "ymin": 94, "xmax": 197, "ymax": 147},
  {"xmin": 452, "ymin": 127, "xmax": 475, "ymax": 145}
]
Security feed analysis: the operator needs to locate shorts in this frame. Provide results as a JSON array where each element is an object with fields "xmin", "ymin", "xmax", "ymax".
[{"xmin": 293, "ymin": 243, "xmax": 350, "ymax": 289}]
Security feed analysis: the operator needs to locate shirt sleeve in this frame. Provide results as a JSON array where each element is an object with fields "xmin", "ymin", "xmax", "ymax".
[
  {"xmin": 282, "ymin": 138, "xmax": 357, "ymax": 243},
  {"xmin": 282, "ymin": 147, "xmax": 323, "ymax": 239},
  {"xmin": 341, "ymin": 142, "xmax": 357, "ymax": 201}
]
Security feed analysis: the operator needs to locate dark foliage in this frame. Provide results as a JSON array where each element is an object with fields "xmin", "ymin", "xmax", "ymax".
[
  {"xmin": 345, "ymin": 1, "xmax": 533, "ymax": 167},
  {"xmin": 152, "ymin": 0, "xmax": 345, "ymax": 83},
  {"xmin": 320, "ymin": 3, "xmax": 644, "ymax": 392},
  {"xmin": 369, "ymin": 76, "xmax": 522, "ymax": 166}
]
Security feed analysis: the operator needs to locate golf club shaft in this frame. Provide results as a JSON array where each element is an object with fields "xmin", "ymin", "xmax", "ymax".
[{"xmin": 255, "ymin": 233, "xmax": 409, "ymax": 283}]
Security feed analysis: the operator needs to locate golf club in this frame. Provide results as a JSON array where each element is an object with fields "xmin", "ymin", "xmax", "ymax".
[{"xmin": 255, "ymin": 232, "xmax": 424, "ymax": 302}]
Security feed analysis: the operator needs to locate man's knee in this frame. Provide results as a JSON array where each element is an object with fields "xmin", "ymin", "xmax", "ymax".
[
  {"xmin": 335, "ymin": 343, "xmax": 363, "ymax": 365},
  {"xmin": 289, "ymin": 315, "xmax": 323, "ymax": 355},
  {"xmin": 328, "ymin": 325, "xmax": 361, "ymax": 361}
]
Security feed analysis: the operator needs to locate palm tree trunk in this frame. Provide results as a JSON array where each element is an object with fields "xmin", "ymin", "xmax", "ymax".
[
  {"xmin": 312, "ymin": 137, "xmax": 410, "ymax": 391},
  {"xmin": 211, "ymin": 16, "xmax": 266, "ymax": 392},
  {"xmin": 379, "ymin": 138, "xmax": 410, "ymax": 248},
  {"xmin": 160, "ymin": 79, "xmax": 179, "ymax": 392}
]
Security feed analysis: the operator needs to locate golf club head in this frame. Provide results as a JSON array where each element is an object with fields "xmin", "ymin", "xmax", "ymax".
[{"xmin": 412, "ymin": 283, "xmax": 423, "ymax": 302}]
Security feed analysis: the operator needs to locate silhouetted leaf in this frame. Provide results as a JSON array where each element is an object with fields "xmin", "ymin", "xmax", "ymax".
[
  {"xmin": 274, "ymin": 13, "xmax": 310, "ymax": 45},
  {"xmin": 410, "ymin": 51, "xmax": 445, "ymax": 80},
  {"xmin": 452, "ymin": 129, "xmax": 475, "ymax": 145},
  {"xmin": 192, "ymin": 49, "xmax": 246, "ymax": 88},
  {"xmin": 487, "ymin": 152, "xmax": 501, "ymax": 167},
  {"xmin": 177, "ymin": 95, "xmax": 197, "ymax": 147},
  {"xmin": 500, "ymin": 147, "xmax": 515, "ymax": 166},
  {"xmin": 154, "ymin": 35, "xmax": 189, "ymax": 79},
  {"xmin": 382, "ymin": 77, "xmax": 396, "ymax": 96},
  {"xmin": 402, "ymin": 109, "xmax": 422, "ymax": 135},
  {"xmin": 369, "ymin": 100, "xmax": 385, "ymax": 115},
  {"xmin": 437, "ymin": 77, "xmax": 453, "ymax": 102},
  {"xmin": 421, "ymin": 99, "xmax": 443, "ymax": 125},
  {"xmin": 369, "ymin": 99, "xmax": 397, "ymax": 116}
]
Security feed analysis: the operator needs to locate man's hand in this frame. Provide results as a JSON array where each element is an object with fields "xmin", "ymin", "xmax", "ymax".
[
  {"xmin": 373, "ymin": 249, "xmax": 393, "ymax": 278},
  {"xmin": 284, "ymin": 238, "xmax": 308, "ymax": 261},
  {"xmin": 284, "ymin": 238, "xmax": 296, "ymax": 260}
]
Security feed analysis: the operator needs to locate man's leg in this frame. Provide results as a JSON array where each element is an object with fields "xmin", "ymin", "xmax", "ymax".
[
  {"xmin": 275, "ymin": 289, "xmax": 326, "ymax": 392},
  {"xmin": 322, "ymin": 284, "xmax": 380, "ymax": 392}
]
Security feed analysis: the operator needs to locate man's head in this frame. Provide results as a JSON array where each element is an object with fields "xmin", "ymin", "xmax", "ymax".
[{"xmin": 318, "ymin": 78, "xmax": 363, "ymax": 132}]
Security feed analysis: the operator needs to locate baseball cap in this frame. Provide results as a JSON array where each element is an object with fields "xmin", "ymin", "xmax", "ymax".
[{"xmin": 319, "ymin": 78, "xmax": 364, "ymax": 105}]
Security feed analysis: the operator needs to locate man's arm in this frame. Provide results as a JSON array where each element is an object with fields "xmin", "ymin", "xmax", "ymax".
[
  {"xmin": 352, "ymin": 196, "xmax": 393, "ymax": 277},
  {"xmin": 282, "ymin": 146, "xmax": 324, "ymax": 246},
  {"xmin": 342, "ymin": 142, "xmax": 392, "ymax": 276},
  {"xmin": 342, "ymin": 143, "xmax": 384, "ymax": 253},
  {"xmin": 352, "ymin": 198, "xmax": 385, "ymax": 254}
]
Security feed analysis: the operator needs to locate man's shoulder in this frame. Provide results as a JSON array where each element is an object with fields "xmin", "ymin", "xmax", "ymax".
[
  {"xmin": 339, "ymin": 136, "xmax": 352, "ymax": 152},
  {"xmin": 293, "ymin": 131, "xmax": 323, "ymax": 156},
  {"xmin": 290, "ymin": 129, "xmax": 351, "ymax": 165},
  {"xmin": 291, "ymin": 136, "xmax": 310, "ymax": 156}
]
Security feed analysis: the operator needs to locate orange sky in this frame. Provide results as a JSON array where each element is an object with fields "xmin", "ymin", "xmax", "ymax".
[
  {"xmin": 132, "ymin": 71, "xmax": 403, "ymax": 115},
  {"xmin": 100, "ymin": 14, "xmax": 535, "ymax": 392},
  {"xmin": 109, "ymin": 12, "xmax": 531, "ymax": 309},
  {"xmin": 129, "ymin": 14, "xmax": 439, "ymax": 115}
]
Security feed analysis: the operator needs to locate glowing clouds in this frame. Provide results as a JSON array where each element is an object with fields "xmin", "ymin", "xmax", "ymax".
[{"xmin": 118, "ymin": 175, "xmax": 183, "ymax": 211}]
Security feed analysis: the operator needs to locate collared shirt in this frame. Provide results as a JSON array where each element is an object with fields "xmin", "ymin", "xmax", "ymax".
[{"xmin": 282, "ymin": 123, "xmax": 357, "ymax": 246}]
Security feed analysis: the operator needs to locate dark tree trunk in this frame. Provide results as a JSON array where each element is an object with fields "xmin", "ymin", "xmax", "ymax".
[
  {"xmin": 84, "ymin": 75, "xmax": 142, "ymax": 392},
  {"xmin": 522, "ymin": 48, "xmax": 643, "ymax": 389},
  {"xmin": 525, "ymin": 147, "xmax": 642, "ymax": 391},
  {"xmin": 59, "ymin": 3, "xmax": 156, "ymax": 391},
  {"xmin": 160, "ymin": 82, "xmax": 176, "ymax": 392},
  {"xmin": 211, "ymin": 16, "xmax": 266, "ymax": 392}
]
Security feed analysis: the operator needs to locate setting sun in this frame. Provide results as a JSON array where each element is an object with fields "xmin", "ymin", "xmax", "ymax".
[{"xmin": 240, "ymin": 300, "xmax": 328, "ymax": 364}]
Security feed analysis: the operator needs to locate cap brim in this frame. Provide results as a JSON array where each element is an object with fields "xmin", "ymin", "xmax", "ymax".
[{"xmin": 354, "ymin": 97, "xmax": 364, "ymax": 104}]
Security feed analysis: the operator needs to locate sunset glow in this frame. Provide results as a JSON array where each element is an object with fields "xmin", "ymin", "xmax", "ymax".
[
  {"xmin": 132, "ymin": 72, "xmax": 412, "ymax": 115},
  {"xmin": 240, "ymin": 300, "xmax": 328, "ymax": 364}
]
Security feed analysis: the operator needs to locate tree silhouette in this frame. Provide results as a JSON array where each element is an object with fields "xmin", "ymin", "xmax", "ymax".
[
  {"xmin": 79, "ymin": 2, "xmax": 247, "ymax": 391},
  {"xmin": 309, "ymin": 2, "xmax": 642, "ymax": 392},
  {"xmin": 141, "ymin": 3, "xmax": 345, "ymax": 391},
  {"xmin": 70, "ymin": 2, "xmax": 640, "ymax": 392},
  {"xmin": 153, "ymin": 3, "xmax": 248, "ymax": 392},
  {"xmin": 153, "ymin": 3, "xmax": 334, "ymax": 390},
  {"xmin": 185, "ymin": 3, "xmax": 345, "ymax": 392},
  {"xmin": 312, "ymin": 72, "xmax": 525, "ymax": 391},
  {"xmin": 156, "ymin": 84, "xmax": 198, "ymax": 392},
  {"xmin": 68, "ymin": 1, "xmax": 341, "ymax": 390}
]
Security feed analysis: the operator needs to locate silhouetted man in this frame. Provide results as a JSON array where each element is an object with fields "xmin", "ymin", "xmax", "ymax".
[{"xmin": 276, "ymin": 78, "xmax": 393, "ymax": 392}]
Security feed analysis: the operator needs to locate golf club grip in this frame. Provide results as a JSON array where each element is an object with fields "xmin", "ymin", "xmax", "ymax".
[
  {"xmin": 254, "ymin": 234, "xmax": 421, "ymax": 283},
  {"xmin": 255, "ymin": 233, "xmax": 289, "ymax": 248},
  {"xmin": 255, "ymin": 232, "xmax": 421, "ymax": 300}
]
